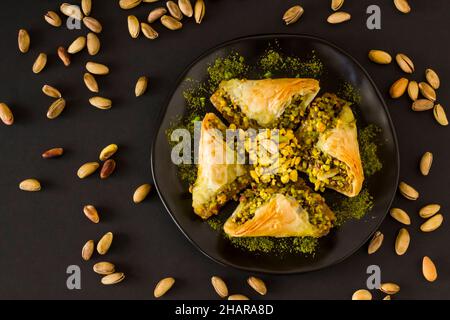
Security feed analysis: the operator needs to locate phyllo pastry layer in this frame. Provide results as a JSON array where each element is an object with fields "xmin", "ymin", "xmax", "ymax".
[
  {"xmin": 210, "ymin": 78, "xmax": 320, "ymax": 129},
  {"xmin": 192, "ymin": 113, "xmax": 251, "ymax": 219},
  {"xmin": 224, "ymin": 181, "xmax": 335, "ymax": 238},
  {"xmin": 296, "ymin": 93, "xmax": 364, "ymax": 197}
]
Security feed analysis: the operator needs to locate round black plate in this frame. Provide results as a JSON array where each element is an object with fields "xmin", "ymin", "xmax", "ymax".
[{"xmin": 151, "ymin": 34, "xmax": 400, "ymax": 274}]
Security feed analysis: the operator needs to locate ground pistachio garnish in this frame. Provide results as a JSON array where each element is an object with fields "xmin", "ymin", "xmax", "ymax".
[
  {"xmin": 182, "ymin": 79, "xmax": 208, "ymax": 113},
  {"xmin": 207, "ymin": 52, "xmax": 249, "ymax": 90},
  {"xmin": 338, "ymin": 82, "xmax": 362, "ymax": 104},
  {"xmin": 207, "ymin": 212, "xmax": 318, "ymax": 255},
  {"xmin": 166, "ymin": 113, "xmax": 201, "ymax": 185},
  {"xmin": 258, "ymin": 49, "xmax": 324, "ymax": 79},
  {"xmin": 332, "ymin": 188, "xmax": 374, "ymax": 226},
  {"xmin": 359, "ymin": 124, "xmax": 383, "ymax": 177},
  {"xmin": 228, "ymin": 235, "xmax": 318, "ymax": 255}
]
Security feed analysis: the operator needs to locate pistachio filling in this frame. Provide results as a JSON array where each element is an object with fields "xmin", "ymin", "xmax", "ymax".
[
  {"xmin": 198, "ymin": 175, "xmax": 251, "ymax": 217},
  {"xmin": 232, "ymin": 182, "xmax": 334, "ymax": 235},
  {"xmin": 247, "ymin": 128, "xmax": 301, "ymax": 185},
  {"xmin": 275, "ymin": 95, "xmax": 307, "ymax": 129},
  {"xmin": 217, "ymin": 93, "xmax": 259, "ymax": 129},
  {"xmin": 297, "ymin": 94, "xmax": 353, "ymax": 192}
]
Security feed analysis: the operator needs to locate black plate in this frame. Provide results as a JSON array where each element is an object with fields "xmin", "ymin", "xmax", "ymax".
[{"xmin": 151, "ymin": 34, "xmax": 400, "ymax": 274}]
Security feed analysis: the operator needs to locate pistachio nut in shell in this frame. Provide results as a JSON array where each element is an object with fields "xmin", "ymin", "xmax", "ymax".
[
  {"xmin": 395, "ymin": 53, "xmax": 414, "ymax": 73},
  {"xmin": 32, "ymin": 53, "xmax": 47, "ymax": 74},
  {"xmin": 425, "ymin": 68, "xmax": 440, "ymax": 89},
  {"xmin": 419, "ymin": 152, "xmax": 433, "ymax": 176},
  {"xmin": 282, "ymin": 5, "xmax": 304, "ymax": 25},
  {"xmin": 46, "ymin": 98, "xmax": 66, "ymax": 119},
  {"xmin": 154, "ymin": 277, "xmax": 175, "ymax": 298},
  {"xmin": 368, "ymin": 231, "xmax": 384, "ymax": 255},
  {"xmin": 101, "ymin": 272, "xmax": 125, "ymax": 285},
  {"xmin": 422, "ymin": 256, "xmax": 438, "ymax": 282},
  {"xmin": 178, "ymin": 0, "xmax": 193, "ymax": 17},
  {"xmin": 119, "ymin": 0, "xmax": 142, "ymax": 10},
  {"xmin": 141, "ymin": 23, "xmax": 158, "ymax": 40},
  {"xmin": 67, "ymin": 36, "xmax": 86, "ymax": 54},
  {"xmin": 127, "ymin": 15, "xmax": 140, "ymax": 38},
  {"xmin": 93, "ymin": 262, "xmax": 116, "ymax": 275},
  {"xmin": 148, "ymin": 8, "xmax": 167, "ymax": 23},
  {"xmin": 82, "ymin": 240, "xmax": 94, "ymax": 261},
  {"xmin": 433, "ymin": 104, "xmax": 448, "ymax": 126},
  {"xmin": 331, "ymin": 0, "xmax": 345, "ymax": 11},
  {"xmin": 135, "ymin": 76, "xmax": 149, "ymax": 97},
  {"xmin": 419, "ymin": 82, "xmax": 436, "ymax": 102},
  {"xmin": 327, "ymin": 12, "xmax": 351, "ymax": 24},
  {"xmin": 398, "ymin": 181, "xmax": 419, "ymax": 200},
  {"xmin": 395, "ymin": 228, "xmax": 410, "ymax": 256},
  {"xmin": 133, "ymin": 184, "xmax": 152, "ymax": 203},
  {"xmin": 166, "ymin": 1, "xmax": 183, "ymax": 20},
  {"xmin": 83, "ymin": 73, "xmax": 99, "ymax": 93},
  {"xmin": 0, "ymin": 103, "xmax": 14, "ymax": 125},
  {"xmin": 161, "ymin": 15, "xmax": 183, "ymax": 30},
  {"xmin": 419, "ymin": 204, "xmax": 440, "ymax": 219},
  {"xmin": 97, "ymin": 232, "xmax": 113, "ymax": 255},
  {"xmin": 247, "ymin": 276, "xmax": 267, "ymax": 295},
  {"xmin": 420, "ymin": 214, "xmax": 443, "ymax": 232},
  {"xmin": 89, "ymin": 96, "xmax": 112, "ymax": 110},
  {"xmin": 412, "ymin": 99, "xmax": 434, "ymax": 112},
  {"xmin": 407, "ymin": 81, "xmax": 419, "ymax": 101},
  {"xmin": 86, "ymin": 62, "xmax": 109, "ymax": 75},
  {"xmin": 211, "ymin": 276, "xmax": 228, "ymax": 298},
  {"xmin": 390, "ymin": 208, "xmax": 411, "ymax": 225},
  {"xmin": 83, "ymin": 205, "xmax": 100, "ymax": 223},
  {"xmin": 42, "ymin": 85, "xmax": 62, "ymax": 98},
  {"xmin": 394, "ymin": 0, "xmax": 411, "ymax": 14},
  {"xmin": 82, "ymin": 0, "xmax": 92, "ymax": 16},
  {"xmin": 18, "ymin": 29, "xmax": 30, "ymax": 53},
  {"xmin": 44, "ymin": 11, "xmax": 62, "ymax": 27},
  {"xmin": 380, "ymin": 283, "xmax": 400, "ymax": 295},
  {"xmin": 368, "ymin": 50, "xmax": 392, "ymax": 64},
  {"xmin": 87, "ymin": 32, "xmax": 101, "ymax": 56},
  {"xmin": 83, "ymin": 16, "xmax": 102, "ymax": 33},
  {"xmin": 352, "ymin": 289, "xmax": 372, "ymax": 300},
  {"xmin": 194, "ymin": 0, "xmax": 205, "ymax": 24},
  {"xmin": 389, "ymin": 78, "xmax": 408, "ymax": 99}
]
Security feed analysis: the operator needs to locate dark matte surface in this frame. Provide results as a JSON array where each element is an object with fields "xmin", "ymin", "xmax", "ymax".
[
  {"xmin": 152, "ymin": 34, "xmax": 400, "ymax": 274},
  {"xmin": 0, "ymin": 0, "xmax": 449, "ymax": 299}
]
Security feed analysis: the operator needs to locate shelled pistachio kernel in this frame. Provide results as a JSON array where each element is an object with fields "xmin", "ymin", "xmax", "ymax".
[
  {"xmin": 99, "ymin": 144, "xmax": 118, "ymax": 161},
  {"xmin": 19, "ymin": 179, "xmax": 41, "ymax": 192},
  {"xmin": 77, "ymin": 162, "xmax": 100, "ymax": 178}
]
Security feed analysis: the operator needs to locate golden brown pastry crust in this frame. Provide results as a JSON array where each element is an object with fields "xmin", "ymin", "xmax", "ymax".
[
  {"xmin": 192, "ymin": 113, "xmax": 249, "ymax": 219},
  {"xmin": 210, "ymin": 78, "xmax": 320, "ymax": 128},
  {"xmin": 317, "ymin": 105, "xmax": 364, "ymax": 197},
  {"xmin": 223, "ymin": 193, "xmax": 335, "ymax": 238}
]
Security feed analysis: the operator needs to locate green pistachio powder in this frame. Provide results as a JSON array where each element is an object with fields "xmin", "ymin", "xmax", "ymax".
[{"xmin": 166, "ymin": 48, "xmax": 382, "ymax": 256}]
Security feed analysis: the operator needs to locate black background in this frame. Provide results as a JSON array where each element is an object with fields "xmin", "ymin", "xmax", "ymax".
[{"xmin": 0, "ymin": 0, "xmax": 449, "ymax": 300}]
